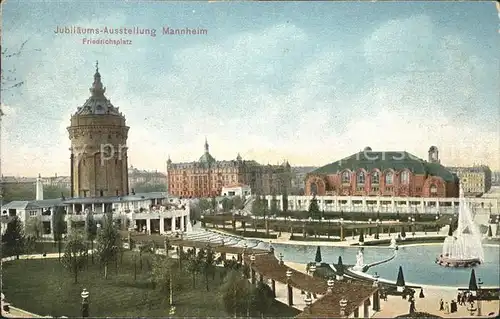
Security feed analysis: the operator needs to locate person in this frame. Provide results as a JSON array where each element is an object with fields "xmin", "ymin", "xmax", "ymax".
[
  {"xmin": 445, "ymin": 301, "xmax": 450, "ymax": 314},
  {"xmin": 439, "ymin": 299, "xmax": 444, "ymax": 311},
  {"xmin": 419, "ymin": 288, "xmax": 425, "ymax": 298},
  {"xmin": 457, "ymin": 292, "xmax": 462, "ymax": 305},
  {"xmin": 451, "ymin": 300, "xmax": 457, "ymax": 313}
]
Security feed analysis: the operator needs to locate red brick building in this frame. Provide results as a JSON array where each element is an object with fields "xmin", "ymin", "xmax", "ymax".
[
  {"xmin": 305, "ymin": 146, "xmax": 459, "ymax": 198},
  {"xmin": 167, "ymin": 139, "xmax": 291, "ymax": 198}
]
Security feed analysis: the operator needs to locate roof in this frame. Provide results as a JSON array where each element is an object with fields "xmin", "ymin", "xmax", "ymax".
[
  {"xmin": 63, "ymin": 192, "xmax": 167, "ymax": 204},
  {"xmin": 199, "ymin": 151, "xmax": 216, "ymax": 164},
  {"xmin": 1, "ymin": 198, "xmax": 65, "ymax": 211},
  {"xmin": 311, "ymin": 150, "xmax": 458, "ymax": 182},
  {"xmin": 223, "ymin": 183, "xmax": 250, "ymax": 188}
]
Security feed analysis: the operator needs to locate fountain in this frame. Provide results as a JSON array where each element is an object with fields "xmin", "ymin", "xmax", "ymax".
[{"xmin": 436, "ymin": 184, "xmax": 484, "ymax": 267}]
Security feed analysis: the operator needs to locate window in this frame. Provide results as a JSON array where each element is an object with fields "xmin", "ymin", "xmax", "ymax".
[
  {"xmin": 371, "ymin": 171, "xmax": 380, "ymax": 184},
  {"xmin": 357, "ymin": 171, "xmax": 365, "ymax": 184},
  {"xmin": 430, "ymin": 184, "xmax": 437, "ymax": 193},
  {"xmin": 401, "ymin": 171, "xmax": 410, "ymax": 184},
  {"xmin": 385, "ymin": 172, "xmax": 394, "ymax": 185},
  {"xmin": 372, "ymin": 186, "xmax": 379, "ymax": 192},
  {"xmin": 341, "ymin": 171, "xmax": 351, "ymax": 183},
  {"xmin": 356, "ymin": 186, "xmax": 364, "ymax": 192}
]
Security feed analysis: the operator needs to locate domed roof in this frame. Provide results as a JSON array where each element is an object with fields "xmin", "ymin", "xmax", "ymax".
[
  {"xmin": 199, "ymin": 152, "xmax": 216, "ymax": 163},
  {"xmin": 74, "ymin": 61, "xmax": 121, "ymax": 116}
]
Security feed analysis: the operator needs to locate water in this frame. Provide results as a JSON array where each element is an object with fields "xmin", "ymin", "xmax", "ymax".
[
  {"xmin": 270, "ymin": 243, "xmax": 500, "ymax": 287},
  {"xmin": 441, "ymin": 185, "xmax": 485, "ymax": 261}
]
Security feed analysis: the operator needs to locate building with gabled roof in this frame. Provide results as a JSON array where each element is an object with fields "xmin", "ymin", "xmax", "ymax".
[{"xmin": 305, "ymin": 146, "xmax": 459, "ymax": 198}]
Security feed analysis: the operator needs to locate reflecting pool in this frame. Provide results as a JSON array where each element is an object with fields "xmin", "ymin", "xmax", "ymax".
[{"xmin": 271, "ymin": 243, "xmax": 500, "ymax": 287}]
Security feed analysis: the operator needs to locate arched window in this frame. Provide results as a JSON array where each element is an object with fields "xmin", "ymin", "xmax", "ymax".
[
  {"xmin": 401, "ymin": 171, "xmax": 410, "ymax": 184},
  {"xmin": 341, "ymin": 171, "xmax": 351, "ymax": 183},
  {"xmin": 430, "ymin": 184, "xmax": 437, "ymax": 194},
  {"xmin": 371, "ymin": 171, "xmax": 380, "ymax": 184},
  {"xmin": 357, "ymin": 171, "xmax": 365, "ymax": 184},
  {"xmin": 310, "ymin": 182, "xmax": 318, "ymax": 195},
  {"xmin": 385, "ymin": 172, "xmax": 394, "ymax": 185}
]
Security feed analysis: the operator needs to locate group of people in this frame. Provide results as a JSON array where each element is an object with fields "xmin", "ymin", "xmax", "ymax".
[{"xmin": 439, "ymin": 291, "xmax": 475, "ymax": 314}]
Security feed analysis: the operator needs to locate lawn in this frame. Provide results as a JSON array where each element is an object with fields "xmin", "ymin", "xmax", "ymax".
[{"xmin": 2, "ymin": 251, "xmax": 300, "ymax": 318}]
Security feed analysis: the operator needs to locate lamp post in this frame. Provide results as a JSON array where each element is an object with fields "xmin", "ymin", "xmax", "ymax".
[
  {"xmin": 286, "ymin": 269, "xmax": 293, "ymax": 306},
  {"xmin": 477, "ymin": 278, "xmax": 483, "ymax": 316},
  {"xmin": 250, "ymin": 253, "xmax": 256, "ymax": 284},
  {"xmin": 339, "ymin": 297, "xmax": 348, "ymax": 317},
  {"xmin": 81, "ymin": 288, "xmax": 89, "ymax": 317},
  {"xmin": 304, "ymin": 292, "xmax": 312, "ymax": 314},
  {"xmin": 340, "ymin": 218, "xmax": 344, "ymax": 241},
  {"xmin": 327, "ymin": 278, "xmax": 334, "ymax": 293}
]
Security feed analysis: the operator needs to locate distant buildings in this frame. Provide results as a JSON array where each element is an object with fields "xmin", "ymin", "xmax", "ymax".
[
  {"xmin": 491, "ymin": 171, "xmax": 500, "ymax": 186},
  {"xmin": 290, "ymin": 166, "xmax": 318, "ymax": 195},
  {"xmin": 305, "ymin": 146, "xmax": 459, "ymax": 198},
  {"xmin": 221, "ymin": 184, "xmax": 251, "ymax": 197},
  {"xmin": 167, "ymin": 139, "xmax": 291, "ymax": 198},
  {"xmin": 128, "ymin": 166, "xmax": 167, "ymax": 189},
  {"xmin": 446, "ymin": 165, "xmax": 492, "ymax": 196}
]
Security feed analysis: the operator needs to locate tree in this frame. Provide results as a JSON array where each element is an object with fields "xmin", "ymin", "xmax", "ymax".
[
  {"xmin": 1, "ymin": 216, "xmax": 25, "ymax": 258},
  {"xmin": 211, "ymin": 196, "xmax": 217, "ymax": 213},
  {"xmin": 186, "ymin": 252, "xmax": 202, "ymax": 288},
  {"xmin": 198, "ymin": 198, "xmax": 211, "ymax": 212},
  {"xmin": 61, "ymin": 232, "xmax": 88, "ymax": 284},
  {"xmin": 96, "ymin": 212, "xmax": 121, "ymax": 279},
  {"xmin": 315, "ymin": 246, "xmax": 322, "ymax": 264},
  {"xmin": 308, "ymin": 195, "xmax": 320, "ymax": 220},
  {"xmin": 220, "ymin": 270, "xmax": 252, "ymax": 318},
  {"xmin": 232, "ymin": 196, "xmax": 244, "ymax": 210},
  {"xmin": 250, "ymin": 282, "xmax": 274, "ymax": 317},
  {"xmin": 358, "ymin": 231, "xmax": 365, "ymax": 244},
  {"xmin": 52, "ymin": 206, "xmax": 66, "ymax": 261},
  {"xmin": 270, "ymin": 193, "xmax": 278, "ymax": 216},
  {"xmin": 222, "ymin": 197, "xmax": 233, "ymax": 212},
  {"xmin": 401, "ymin": 227, "xmax": 407, "ymax": 239},
  {"xmin": 282, "ymin": 185, "xmax": 289, "ymax": 215},
  {"xmin": 133, "ymin": 183, "xmax": 166, "ymax": 193},
  {"xmin": 25, "ymin": 216, "xmax": 43, "ymax": 239},
  {"xmin": 43, "ymin": 185, "xmax": 71, "ymax": 200},
  {"xmin": 487, "ymin": 225, "xmax": 493, "ymax": 238},
  {"xmin": 25, "ymin": 216, "xmax": 43, "ymax": 253},
  {"xmin": 199, "ymin": 247, "xmax": 217, "ymax": 291},
  {"xmin": 85, "ymin": 212, "xmax": 98, "ymax": 264},
  {"xmin": 150, "ymin": 255, "xmax": 184, "ymax": 306}
]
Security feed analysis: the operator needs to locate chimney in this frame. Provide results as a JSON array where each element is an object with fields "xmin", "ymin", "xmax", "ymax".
[{"xmin": 36, "ymin": 173, "xmax": 44, "ymax": 200}]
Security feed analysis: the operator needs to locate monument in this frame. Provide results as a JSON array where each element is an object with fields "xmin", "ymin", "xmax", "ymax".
[
  {"xmin": 352, "ymin": 248, "xmax": 365, "ymax": 271},
  {"xmin": 436, "ymin": 184, "xmax": 484, "ymax": 267},
  {"xmin": 390, "ymin": 235, "xmax": 398, "ymax": 250}
]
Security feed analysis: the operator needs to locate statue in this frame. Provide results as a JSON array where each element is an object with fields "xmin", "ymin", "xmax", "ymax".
[
  {"xmin": 353, "ymin": 248, "xmax": 365, "ymax": 271},
  {"xmin": 390, "ymin": 235, "xmax": 399, "ymax": 250}
]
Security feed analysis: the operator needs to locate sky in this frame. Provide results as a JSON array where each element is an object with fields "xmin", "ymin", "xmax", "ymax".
[{"xmin": 1, "ymin": 0, "xmax": 499, "ymax": 177}]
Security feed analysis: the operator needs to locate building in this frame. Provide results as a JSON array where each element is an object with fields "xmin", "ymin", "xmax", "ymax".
[
  {"xmin": 41, "ymin": 174, "xmax": 71, "ymax": 189},
  {"xmin": 167, "ymin": 139, "xmax": 291, "ymax": 198},
  {"xmin": 290, "ymin": 166, "xmax": 318, "ymax": 195},
  {"xmin": 305, "ymin": 146, "xmax": 459, "ymax": 198},
  {"xmin": 1, "ymin": 193, "xmax": 191, "ymax": 237},
  {"xmin": 261, "ymin": 194, "xmax": 500, "ymax": 216},
  {"xmin": 128, "ymin": 166, "xmax": 167, "ymax": 189},
  {"xmin": 67, "ymin": 62, "xmax": 129, "ymax": 198},
  {"xmin": 447, "ymin": 166, "xmax": 492, "ymax": 196},
  {"xmin": 221, "ymin": 183, "xmax": 251, "ymax": 197}
]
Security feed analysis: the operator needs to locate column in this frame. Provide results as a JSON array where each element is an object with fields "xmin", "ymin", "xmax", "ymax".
[
  {"xmin": 271, "ymin": 279, "xmax": 276, "ymax": 297},
  {"xmin": 72, "ymin": 204, "xmax": 76, "ymax": 214},
  {"xmin": 171, "ymin": 216, "xmax": 176, "ymax": 232},
  {"xmin": 146, "ymin": 218, "xmax": 151, "ymax": 234},
  {"xmin": 420, "ymin": 200, "xmax": 425, "ymax": 214},
  {"xmin": 102, "ymin": 203, "xmax": 105, "ymax": 213},
  {"xmin": 160, "ymin": 218, "xmax": 165, "ymax": 234},
  {"xmin": 180, "ymin": 215, "xmax": 185, "ymax": 232}
]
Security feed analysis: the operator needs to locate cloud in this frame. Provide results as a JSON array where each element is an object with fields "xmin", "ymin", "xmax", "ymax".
[{"xmin": 1, "ymin": 9, "xmax": 499, "ymax": 177}]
